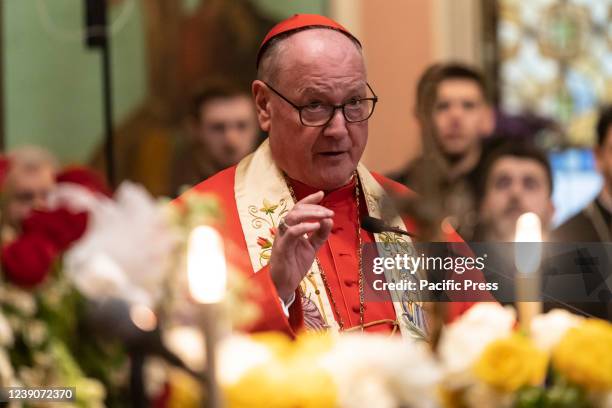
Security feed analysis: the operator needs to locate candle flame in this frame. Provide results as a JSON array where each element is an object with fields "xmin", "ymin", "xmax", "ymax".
[
  {"xmin": 187, "ymin": 226, "xmax": 227, "ymax": 304},
  {"xmin": 514, "ymin": 212, "xmax": 542, "ymax": 275}
]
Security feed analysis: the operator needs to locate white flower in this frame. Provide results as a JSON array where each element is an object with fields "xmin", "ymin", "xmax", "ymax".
[
  {"xmin": 0, "ymin": 312, "xmax": 14, "ymax": 347},
  {"xmin": 67, "ymin": 252, "xmax": 150, "ymax": 306},
  {"xmin": 48, "ymin": 183, "xmax": 103, "ymax": 214},
  {"xmin": 218, "ymin": 335, "xmax": 274, "ymax": 386},
  {"xmin": 22, "ymin": 320, "xmax": 48, "ymax": 348},
  {"xmin": 321, "ymin": 334, "xmax": 442, "ymax": 408},
  {"xmin": 530, "ymin": 309, "xmax": 584, "ymax": 352},
  {"xmin": 64, "ymin": 182, "xmax": 178, "ymax": 307},
  {"xmin": 0, "ymin": 349, "xmax": 15, "ymax": 385},
  {"xmin": 0, "ymin": 287, "xmax": 36, "ymax": 317},
  {"xmin": 438, "ymin": 303, "xmax": 516, "ymax": 388}
]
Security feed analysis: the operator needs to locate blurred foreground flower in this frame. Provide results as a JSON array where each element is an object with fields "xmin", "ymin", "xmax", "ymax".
[
  {"xmin": 220, "ymin": 332, "xmax": 336, "ymax": 408},
  {"xmin": 322, "ymin": 333, "xmax": 441, "ymax": 408},
  {"xmin": 218, "ymin": 331, "xmax": 441, "ymax": 408},
  {"xmin": 530, "ymin": 309, "xmax": 584, "ymax": 352},
  {"xmin": 553, "ymin": 319, "xmax": 612, "ymax": 391},
  {"xmin": 438, "ymin": 303, "xmax": 516, "ymax": 388},
  {"xmin": 2, "ymin": 208, "xmax": 87, "ymax": 287},
  {"xmin": 473, "ymin": 333, "xmax": 548, "ymax": 393},
  {"xmin": 64, "ymin": 182, "xmax": 178, "ymax": 307}
]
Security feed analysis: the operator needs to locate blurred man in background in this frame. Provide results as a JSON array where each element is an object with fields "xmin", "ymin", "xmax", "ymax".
[
  {"xmin": 552, "ymin": 106, "xmax": 612, "ymax": 320},
  {"xmin": 476, "ymin": 142, "xmax": 554, "ymax": 242},
  {"xmin": 0, "ymin": 146, "xmax": 58, "ymax": 241},
  {"xmin": 170, "ymin": 80, "xmax": 260, "ymax": 196},
  {"xmin": 473, "ymin": 142, "xmax": 554, "ymax": 308},
  {"xmin": 391, "ymin": 63, "xmax": 495, "ymax": 239},
  {"xmin": 554, "ymin": 105, "xmax": 612, "ymax": 242}
]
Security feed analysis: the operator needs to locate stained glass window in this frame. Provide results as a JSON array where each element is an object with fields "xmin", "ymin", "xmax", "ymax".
[{"xmin": 497, "ymin": 0, "xmax": 612, "ymax": 146}]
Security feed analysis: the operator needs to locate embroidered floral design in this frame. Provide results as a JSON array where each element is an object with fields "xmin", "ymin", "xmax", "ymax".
[
  {"xmin": 248, "ymin": 198, "xmax": 289, "ymax": 266},
  {"xmin": 259, "ymin": 199, "xmax": 278, "ymax": 215},
  {"xmin": 256, "ymin": 236, "xmax": 272, "ymax": 249},
  {"xmin": 364, "ymin": 192, "xmax": 380, "ymax": 215},
  {"xmin": 379, "ymin": 231, "xmax": 412, "ymax": 253}
]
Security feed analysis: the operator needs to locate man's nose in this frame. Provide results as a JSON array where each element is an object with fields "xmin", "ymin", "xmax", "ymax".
[
  {"xmin": 224, "ymin": 127, "xmax": 242, "ymax": 145},
  {"xmin": 509, "ymin": 180, "xmax": 523, "ymax": 197},
  {"xmin": 323, "ymin": 108, "xmax": 349, "ymax": 138},
  {"xmin": 449, "ymin": 105, "xmax": 464, "ymax": 121}
]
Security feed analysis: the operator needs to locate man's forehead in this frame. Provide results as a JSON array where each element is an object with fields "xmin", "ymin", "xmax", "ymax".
[
  {"xmin": 492, "ymin": 156, "xmax": 548, "ymax": 177},
  {"xmin": 282, "ymin": 28, "xmax": 361, "ymax": 58},
  {"xmin": 295, "ymin": 80, "xmax": 367, "ymax": 94},
  {"xmin": 436, "ymin": 78, "xmax": 486, "ymax": 99},
  {"xmin": 275, "ymin": 30, "xmax": 365, "ymax": 84}
]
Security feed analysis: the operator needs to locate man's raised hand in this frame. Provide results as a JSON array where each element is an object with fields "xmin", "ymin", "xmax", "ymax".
[{"xmin": 269, "ymin": 191, "xmax": 334, "ymax": 303}]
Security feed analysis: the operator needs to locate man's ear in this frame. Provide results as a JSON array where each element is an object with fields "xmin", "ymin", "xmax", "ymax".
[{"xmin": 252, "ymin": 80, "xmax": 271, "ymax": 132}]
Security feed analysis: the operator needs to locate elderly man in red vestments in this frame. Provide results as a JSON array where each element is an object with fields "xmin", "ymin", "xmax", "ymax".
[{"xmin": 179, "ymin": 14, "xmax": 477, "ymax": 339}]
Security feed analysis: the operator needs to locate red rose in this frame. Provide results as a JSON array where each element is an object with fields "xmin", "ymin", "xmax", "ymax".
[
  {"xmin": 2, "ymin": 234, "xmax": 58, "ymax": 287},
  {"xmin": 56, "ymin": 166, "xmax": 112, "ymax": 197},
  {"xmin": 0, "ymin": 155, "xmax": 10, "ymax": 191},
  {"xmin": 22, "ymin": 208, "xmax": 88, "ymax": 252}
]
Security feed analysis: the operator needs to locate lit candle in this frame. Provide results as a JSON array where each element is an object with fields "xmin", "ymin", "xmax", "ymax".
[
  {"xmin": 188, "ymin": 226, "xmax": 227, "ymax": 304},
  {"xmin": 514, "ymin": 212, "xmax": 543, "ymax": 332},
  {"xmin": 187, "ymin": 226, "xmax": 226, "ymax": 408}
]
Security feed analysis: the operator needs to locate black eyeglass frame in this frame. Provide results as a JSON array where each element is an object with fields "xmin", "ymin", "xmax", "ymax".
[{"xmin": 262, "ymin": 81, "xmax": 379, "ymax": 127}]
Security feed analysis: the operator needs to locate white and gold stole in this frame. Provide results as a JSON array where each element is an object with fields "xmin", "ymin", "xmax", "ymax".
[{"xmin": 234, "ymin": 139, "xmax": 427, "ymax": 339}]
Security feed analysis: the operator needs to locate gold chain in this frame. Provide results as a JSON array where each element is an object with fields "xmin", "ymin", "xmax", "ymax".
[{"xmin": 285, "ymin": 172, "xmax": 365, "ymax": 331}]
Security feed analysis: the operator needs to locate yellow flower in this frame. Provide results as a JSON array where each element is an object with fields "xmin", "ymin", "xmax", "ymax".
[
  {"xmin": 293, "ymin": 331, "xmax": 335, "ymax": 357},
  {"xmin": 249, "ymin": 332, "xmax": 293, "ymax": 358},
  {"xmin": 223, "ymin": 332, "xmax": 336, "ymax": 407},
  {"xmin": 167, "ymin": 368, "xmax": 202, "ymax": 408},
  {"xmin": 552, "ymin": 319, "xmax": 612, "ymax": 391},
  {"xmin": 260, "ymin": 199, "xmax": 278, "ymax": 215},
  {"xmin": 473, "ymin": 334, "xmax": 548, "ymax": 392}
]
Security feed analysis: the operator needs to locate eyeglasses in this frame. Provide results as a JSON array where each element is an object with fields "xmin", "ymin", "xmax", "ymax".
[{"xmin": 263, "ymin": 81, "xmax": 378, "ymax": 127}]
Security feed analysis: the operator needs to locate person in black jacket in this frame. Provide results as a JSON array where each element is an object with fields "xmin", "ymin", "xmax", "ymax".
[{"xmin": 554, "ymin": 105, "xmax": 612, "ymax": 243}]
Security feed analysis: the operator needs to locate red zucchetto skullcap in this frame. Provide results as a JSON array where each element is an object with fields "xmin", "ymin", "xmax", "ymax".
[{"xmin": 256, "ymin": 14, "xmax": 360, "ymax": 68}]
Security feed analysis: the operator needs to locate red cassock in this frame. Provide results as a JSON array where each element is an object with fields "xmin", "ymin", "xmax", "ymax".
[{"xmin": 179, "ymin": 166, "xmax": 475, "ymax": 337}]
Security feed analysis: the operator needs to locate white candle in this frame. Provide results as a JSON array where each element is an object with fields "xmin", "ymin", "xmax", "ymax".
[
  {"xmin": 514, "ymin": 212, "xmax": 542, "ymax": 275},
  {"xmin": 514, "ymin": 212, "xmax": 543, "ymax": 331},
  {"xmin": 187, "ymin": 226, "xmax": 227, "ymax": 304},
  {"xmin": 186, "ymin": 226, "xmax": 226, "ymax": 408}
]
